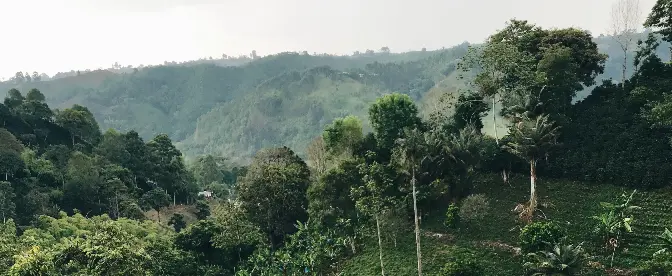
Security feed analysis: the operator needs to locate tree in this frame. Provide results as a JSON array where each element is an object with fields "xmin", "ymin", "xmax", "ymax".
[
  {"xmin": 644, "ymin": 0, "xmax": 672, "ymax": 43},
  {"xmin": 470, "ymin": 20, "xmax": 606, "ymax": 122},
  {"xmin": 323, "ymin": 115, "xmax": 364, "ymax": 157},
  {"xmin": 0, "ymin": 129, "xmax": 24, "ymax": 154},
  {"xmin": 503, "ymin": 114, "xmax": 560, "ymax": 220},
  {"xmin": 368, "ymin": 93, "xmax": 423, "ymax": 160},
  {"xmin": 609, "ymin": 0, "xmax": 642, "ymax": 87},
  {"xmin": 147, "ymin": 134, "xmax": 194, "ymax": 204},
  {"xmin": 453, "ymin": 93, "xmax": 489, "ymax": 132},
  {"xmin": 307, "ymin": 158, "xmax": 363, "ymax": 253},
  {"xmin": 169, "ymin": 213, "xmax": 187, "ymax": 232},
  {"xmin": 141, "ymin": 187, "xmax": 171, "ymax": 223},
  {"xmin": 237, "ymin": 147, "xmax": 311, "ymax": 246},
  {"xmin": 306, "ymin": 136, "xmax": 329, "ymax": 178},
  {"xmin": 0, "ymin": 182, "xmax": 15, "ymax": 223},
  {"xmin": 191, "ymin": 155, "xmax": 224, "ymax": 187},
  {"xmin": 0, "ymin": 152, "xmax": 23, "ymax": 181},
  {"xmin": 55, "ymin": 105, "xmax": 101, "ymax": 146},
  {"xmin": 4, "ymin": 89, "xmax": 24, "ymax": 110},
  {"xmin": 25, "ymin": 89, "xmax": 45, "ymax": 102},
  {"xmin": 195, "ymin": 200, "xmax": 210, "ymax": 220},
  {"xmin": 393, "ymin": 128, "xmax": 427, "ymax": 276},
  {"xmin": 351, "ymin": 154, "xmax": 399, "ymax": 276}
]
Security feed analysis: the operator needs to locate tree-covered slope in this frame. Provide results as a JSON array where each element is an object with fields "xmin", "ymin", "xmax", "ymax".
[{"xmin": 2, "ymin": 34, "xmax": 667, "ymax": 160}]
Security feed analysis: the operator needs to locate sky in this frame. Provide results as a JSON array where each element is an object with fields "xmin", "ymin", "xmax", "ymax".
[{"xmin": 0, "ymin": 0, "xmax": 659, "ymax": 79}]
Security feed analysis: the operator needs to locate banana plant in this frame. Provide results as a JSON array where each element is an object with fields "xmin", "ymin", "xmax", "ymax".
[{"xmin": 654, "ymin": 228, "xmax": 672, "ymax": 256}]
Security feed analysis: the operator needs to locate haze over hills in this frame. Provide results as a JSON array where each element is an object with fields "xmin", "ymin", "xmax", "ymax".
[{"xmin": 0, "ymin": 32, "xmax": 669, "ymax": 161}]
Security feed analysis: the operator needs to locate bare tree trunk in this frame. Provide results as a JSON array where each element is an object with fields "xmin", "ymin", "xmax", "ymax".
[
  {"xmin": 622, "ymin": 54, "xmax": 627, "ymax": 88},
  {"xmin": 173, "ymin": 192, "xmax": 176, "ymax": 206},
  {"xmin": 529, "ymin": 159, "xmax": 537, "ymax": 214},
  {"xmin": 411, "ymin": 168, "xmax": 423, "ymax": 276},
  {"xmin": 492, "ymin": 96, "xmax": 499, "ymax": 144},
  {"xmin": 157, "ymin": 209, "xmax": 160, "ymax": 224},
  {"xmin": 376, "ymin": 214, "xmax": 386, "ymax": 276}
]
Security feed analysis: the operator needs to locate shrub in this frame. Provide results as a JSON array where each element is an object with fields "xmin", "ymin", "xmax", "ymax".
[
  {"xmin": 458, "ymin": 194, "xmax": 489, "ymax": 222},
  {"xmin": 440, "ymin": 248, "xmax": 481, "ymax": 276},
  {"xmin": 444, "ymin": 203, "xmax": 460, "ymax": 229},
  {"xmin": 636, "ymin": 252, "xmax": 672, "ymax": 276},
  {"xmin": 519, "ymin": 221, "xmax": 565, "ymax": 253},
  {"xmin": 524, "ymin": 243, "xmax": 586, "ymax": 276}
]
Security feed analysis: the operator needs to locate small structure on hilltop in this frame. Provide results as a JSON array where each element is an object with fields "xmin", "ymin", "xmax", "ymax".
[{"xmin": 197, "ymin": 190, "xmax": 213, "ymax": 200}]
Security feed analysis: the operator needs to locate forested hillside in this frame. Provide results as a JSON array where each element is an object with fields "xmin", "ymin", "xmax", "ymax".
[
  {"xmin": 2, "ymin": 34, "xmax": 668, "ymax": 161},
  {"xmin": 1, "ymin": 1, "xmax": 672, "ymax": 274}
]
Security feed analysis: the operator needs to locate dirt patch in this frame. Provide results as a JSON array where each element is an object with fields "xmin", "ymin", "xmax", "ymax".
[{"xmin": 476, "ymin": 240, "xmax": 522, "ymax": 256}]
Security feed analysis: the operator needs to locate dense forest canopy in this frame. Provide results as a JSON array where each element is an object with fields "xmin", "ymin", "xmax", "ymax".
[{"xmin": 1, "ymin": 0, "xmax": 672, "ymax": 274}]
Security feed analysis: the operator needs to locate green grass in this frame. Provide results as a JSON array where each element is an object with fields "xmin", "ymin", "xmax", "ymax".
[{"xmin": 340, "ymin": 173, "xmax": 672, "ymax": 275}]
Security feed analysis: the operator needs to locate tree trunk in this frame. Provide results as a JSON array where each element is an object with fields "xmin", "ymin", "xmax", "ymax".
[
  {"xmin": 173, "ymin": 192, "xmax": 176, "ymax": 206},
  {"xmin": 622, "ymin": 49, "xmax": 627, "ymax": 88},
  {"xmin": 529, "ymin": 159, "xmax": 537, "ymax": 214},
  {"xmin": 157, "ymin": 209, "xmax": 160, "ymax": 224},
  {"xmin": 71, "ymin": 134, "xmax": 75, "ymax": 147},
  {"xmin": 411, "ymin": 168, "xmax": 423, "ymax": 276},
  {"xmin": 376, "ymin": 214, "xmax": 386, "ymax": 276},
  {"xmin": 492, "ymin": 96, "xmax": 499, "ymax": 144},
  {"xmin": 4, "ymin": 173, "xmax": 7, "ymax": 181}
]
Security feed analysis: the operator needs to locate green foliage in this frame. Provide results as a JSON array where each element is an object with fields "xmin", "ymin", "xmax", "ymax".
[
  {"xmin": 644, "ymin": 0, "xmax": 672, "ymax": 43},
  {"xmin": 169, "ymin": 213, "xmax": 187, "ymax": 232},
  {"xmin": 323, "ymin": 115, "xmax": 364, "ymax": 156},
  {"xmin": 592, "ymin": 190, "xmax": 640, "ymax": 243},
  {"xmin": 140, "ymin": 187, "xmax": 171, "ymax": 222},
  {"xmin": 237, "ymin": 147, "xmax": 311, "ymax": 245},
  {"xmin": 54, "ymin": 104, "xmax": 101, "ymax": 146},
  {"xmin": 444, "ymin": 203, "xmax": 460, "ymax": 229},
  {"xmin": 453, "ymin": 93, "xmax": 489, "ymax": 132},
  {"xmin": 520, "ymin": 221, "xmax": 566, "ymax": 253},
  {"xmin": 0, "ymin": 182, "xmax": 16, "ymax": 223},
  {"xmin": 368, "ymin": 93, "xmax": 423, "ymax": 158},
  {"xmin": 440, "ymin": 248, "xmax": 482, "ymax": 276},
  {"xmin": 195, "ymin": 200, "xmax": 210, "ymax": 220},
  {"xmin": 458, "ymin": 194, "xmax": 490, "ymax": 223},
  {"xmin": 504, "ymin": 114, "xmax": 560, "ymax": 162},
  {"xmin": 524, "ymin": 243, "xmax": 587, "ymax": 276}
]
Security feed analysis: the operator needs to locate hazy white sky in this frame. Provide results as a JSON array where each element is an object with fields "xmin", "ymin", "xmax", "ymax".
[{"xmin": 0, "ymin": 0, "xmax": 658, "ymax": 79}]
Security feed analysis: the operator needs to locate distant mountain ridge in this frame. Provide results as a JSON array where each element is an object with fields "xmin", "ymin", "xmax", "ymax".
[{"xmin": 1, "ymin": 34, "xmax": 669, "ymax": 161}]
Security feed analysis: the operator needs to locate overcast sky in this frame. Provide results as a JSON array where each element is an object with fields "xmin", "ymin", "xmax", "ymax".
[{"xmin": 0, "ymin": 0, "xmax": 658, "ymax": 79}]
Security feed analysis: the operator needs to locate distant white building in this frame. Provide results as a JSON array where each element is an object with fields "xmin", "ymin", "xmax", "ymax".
[{"xmin": 198, "ymin": 191, "xmax": 213, "ymax": 199}]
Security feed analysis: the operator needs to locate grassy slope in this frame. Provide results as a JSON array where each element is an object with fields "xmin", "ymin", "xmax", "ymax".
[{"xmin": 341, "ymin": 174, "xmax": 672, "ymax": 275}]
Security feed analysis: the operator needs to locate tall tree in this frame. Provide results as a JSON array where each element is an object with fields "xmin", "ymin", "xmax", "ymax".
[
  {"xmin": 368, "ymin": 93, "xmax": 423, "ymax": 160},
  {"xmin": 393, "ymin": 128, "xmax": 427, "ymax": 276},
  {"xmin": 609, "ymin": 0, "xmax": 643, "ymax": 87},
  {"xmin": 644, "ymin": 0, "xmax": 672, "ymax": 43},
  {"xmin": 237, "ymin": 147, "xmax": 311, "ymax": 246},
  {"xmin": 140, "ymin": 187, "xmax": 171, "ymax": 223},
  {"xmin": 55, "ymin": 105, "xmax": 101, "ymax": 146},
  {"xmin": 351, "ymin": 155, "xmax": 399, "ymax": 276},
  {"xmin": 323, "ymin": 115, "xmax": 364, "ymax": 158},
  {"xmin": 0, "ymin": 182, "xmax": 15, "ymax": 223},
  {"xmin": 503, "ymin": 114, "xmax": 560, "ymax": 220}
]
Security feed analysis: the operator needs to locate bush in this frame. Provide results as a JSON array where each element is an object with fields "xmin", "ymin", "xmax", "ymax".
[
  {"xmin": 524, "ymin": 243, "xmax": 586, "ymax": 276},
  {"xmin": 444, "ymin": 203, "xmax": 460, "ymax": 229},
  {"xmin": 459, "ymin": 194, "xmax": 489, "ymax": 222},
  {"xmin": 635, "ymin": 252, "xmax": 672, "ymax": 275},
  {"xmin": 440, "ymin": 248, "xmax": 481, "ymax": 276},
  {"xmin": 519, "ymin": 221, "xmax": 566, "ymax": 253}
]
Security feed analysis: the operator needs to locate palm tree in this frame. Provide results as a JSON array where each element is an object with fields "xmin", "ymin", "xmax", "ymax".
[
  {"xmin": 504, "ymin": 114, "xmax": 560, "ymax": 220},
  {"xmin": 394, "ymin": 128, "xmax": 427, "ymax": 276}
]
